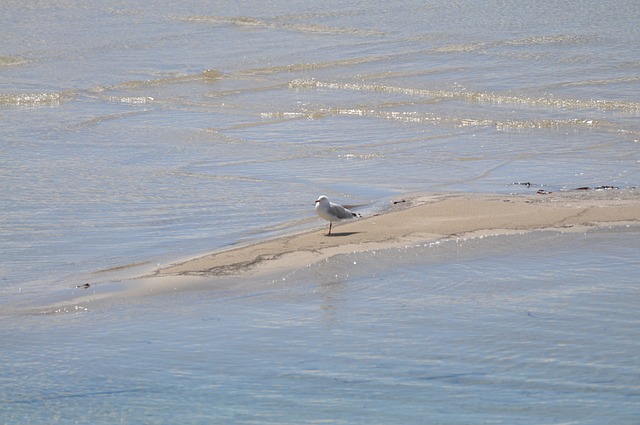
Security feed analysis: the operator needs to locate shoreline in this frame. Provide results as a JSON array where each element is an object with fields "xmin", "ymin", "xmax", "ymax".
[
  {"xmin": 151, "ymin": 189, "xmax": 640, "ymax": 280},
  {"xmin": 11, "ymin": 190, "xmax": 640, "ymax": 313}
]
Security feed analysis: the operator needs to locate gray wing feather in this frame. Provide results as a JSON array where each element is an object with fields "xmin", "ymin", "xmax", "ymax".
[{"xmin": 329, "ymin": 203, "xmax": 358, "ymax": 219}]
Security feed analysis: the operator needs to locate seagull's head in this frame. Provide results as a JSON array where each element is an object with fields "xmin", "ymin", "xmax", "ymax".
[{"xmin": 315, "ymin": 195, "xmax": 328, "ymax": 205}]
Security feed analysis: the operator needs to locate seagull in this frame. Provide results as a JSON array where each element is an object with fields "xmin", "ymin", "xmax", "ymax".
[{"xmin": 314, "ymin": 195, "xmax": 361, "ymax": 235}]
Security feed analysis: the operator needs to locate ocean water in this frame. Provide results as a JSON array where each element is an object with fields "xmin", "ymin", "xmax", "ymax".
[
  {"xmin": 2, "ymin": 228, "xmax": 639, "ymax": 423},
  {"xmin": 1, "ymin": 0, "xmax": 640, "ymax": 422}
]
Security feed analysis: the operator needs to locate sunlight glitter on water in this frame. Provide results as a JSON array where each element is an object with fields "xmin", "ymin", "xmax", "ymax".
[
  {"xmin": 2, "ymin": 228, "xmax": 639, "ymax": 424},
  {"xmin": 2, "ymin": 1, "xmax": 640, "ymax": 422}
]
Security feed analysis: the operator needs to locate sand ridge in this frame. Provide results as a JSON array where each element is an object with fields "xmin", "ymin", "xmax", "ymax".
[
  {"xmin": 153, "ymin": 191, "xmax": 640, "ymax": 280},
  {"xmin": 13, "ymin": 190, "xmax": 639, "ymax": 314}
]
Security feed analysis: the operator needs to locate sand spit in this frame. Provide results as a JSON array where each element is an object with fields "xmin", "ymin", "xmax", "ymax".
[{"xmin": 154, "ymin": 190, "xmax": 640, "ymax": 280}]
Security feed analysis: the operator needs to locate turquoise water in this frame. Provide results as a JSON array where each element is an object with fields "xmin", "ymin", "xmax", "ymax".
[{"xmin": 2, "ymin": 0, "xmax": 640, "ymax": 422}]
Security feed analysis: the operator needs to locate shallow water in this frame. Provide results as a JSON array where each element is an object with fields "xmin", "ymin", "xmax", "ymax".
[
  {"xmin": 2, "ymin": 228, "xmax": 639, "ymax": 424},
  {"xmin": 2, "ymin": 0, "xmax": 640, "ymax": 422},
  {"xmin": 2, "ymin": 0, "xmax": 639, "ymax": 296}
]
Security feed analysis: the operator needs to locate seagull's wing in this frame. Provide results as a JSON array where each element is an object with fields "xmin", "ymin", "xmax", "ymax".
[{"xmin": 329, "ymin": 202, "xmax": 359, "ymax": 219}]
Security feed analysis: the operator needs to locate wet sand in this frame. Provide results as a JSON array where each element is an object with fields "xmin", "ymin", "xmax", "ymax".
[
  {"xmin": 12, "ymin": 190, "xmax": 640, "ymax": 313},
  {"xmin": 154, "ymin": 190, "xmax": 640, "ymax": 280}
]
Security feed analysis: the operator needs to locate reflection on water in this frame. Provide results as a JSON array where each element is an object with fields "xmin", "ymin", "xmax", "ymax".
[
  {"xmin": 1, "ymin": 1, "xmax": 640, "ymax": 422},
  {"xmin": 1, "ymin": 228, "xmax": 639, "ymax": 423},
  {"xmin": 2, "ymin": 0, "xmax": 639, "ymax": 295}
]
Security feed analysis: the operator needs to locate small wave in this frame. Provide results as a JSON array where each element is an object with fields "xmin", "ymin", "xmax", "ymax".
[
  {"xmin": 169, "ymin": 171, "xmax": 265, "ymax": 183},
  {"xmin": 433, "ymin": 34, "xmax": 589, "ymax": 54},
  {"xmin": 289, "ymin": 79, "xmax": 450, "ymax": 99},
  {"xmin": 275, "ymin": 10, "xmax": 363, "ymax": 22},
  {"xmin": 75, "ymin": 110, "xmax": 150, "ymax": 127},
  {"xmin": 478, "ymin": 93, "xmax": 640, "ymax": 113},
  {"xmin": 179, "ymin": 15, "xmax": 262, "ymax": 25},
  {"xmin": 264, "ymin": 106, "xmax": 450, "ymax": 125},
  {"xmin": 0, "ymin": 56, "xmax": 27, "ymax": 66},
  {"xmin": 178, "ymin": 15, "xmax": 384, "ymax": 36},
  {"xmin": 201, "ymin": 69, "xmax": 224, "ymax": 79},
  {"xmin": 494, "ymin": 118, "xmax": 599, "ymax": 131},
  {"xmin": 432, "ymin": 43, "xmax": 487, "ymax": 53},
  {"xmin": 92, "ymin": 69, "xmax": 223, "ymax": 92},
  {"xmin": 260, "ymin": 111, "xmax": 309, "ymax": 119},
  {"xmin": 105, "ymin": 96, "xmax": 154, "ymax": 104},
  {"xmin": 556, "ymin": 76, "xmax": 640, "ymax": 88},
  {"xmin": 323, "ymin": 109, "xmax": 601, "ymax": 131},
  {"xmin": 263, "ymin": 104, "xmax": 609, "ymax": 133},
  {"xmin": 289, "ymin": 79, "xmax": 640, "ymax": 113},
  {"xmin": 338, "ymin": 153, "xmax": 385, "ymax": 160},
  {"xmin": 201, "ymin": 130, "xmax": 249, "ymax": 145},
  {"xmin": 503, "ymin": 34, "xmax": 590, "ymax": 46},
  {"xmin": 0, "ymin": 92, "xmax": 70, "ymax": 106},
  {"xmin": 238, "ymin": 56, "xmax": 385, "ymax": 76}
]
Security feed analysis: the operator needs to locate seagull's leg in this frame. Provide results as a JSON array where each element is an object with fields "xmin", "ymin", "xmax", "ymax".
[{"xmin": 328, "ymin": 222, "xmax": 332, "ymax": 235}]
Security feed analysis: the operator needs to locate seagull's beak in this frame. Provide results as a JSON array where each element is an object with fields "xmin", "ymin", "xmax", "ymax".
[{"xmin": 314, "ymin": 200, "xmax": 319, "ymax": 204}]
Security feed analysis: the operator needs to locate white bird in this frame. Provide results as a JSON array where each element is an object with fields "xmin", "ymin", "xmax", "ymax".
[{"xmin": 314, "ymin": 195, "xmax": 361, "ymax": 235}]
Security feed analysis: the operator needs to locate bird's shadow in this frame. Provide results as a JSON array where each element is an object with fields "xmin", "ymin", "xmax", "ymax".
[{"xmin": 326, "ymin": 232, "xmax": 362, "ymax": 237}]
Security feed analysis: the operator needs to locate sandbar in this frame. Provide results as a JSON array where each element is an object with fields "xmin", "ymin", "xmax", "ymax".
[
  {"xmin": 14, "ymin": 190, "xmax": 640, "ymax": 313},
  {"xmin": 152, "ymin": 190, "xmax": 640, "ymax": 281}
]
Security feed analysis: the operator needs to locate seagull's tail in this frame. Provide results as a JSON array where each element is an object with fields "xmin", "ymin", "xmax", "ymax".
[{"xmin": 352, "ymin": 212, "xmax": 362, "ymax": 218}]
